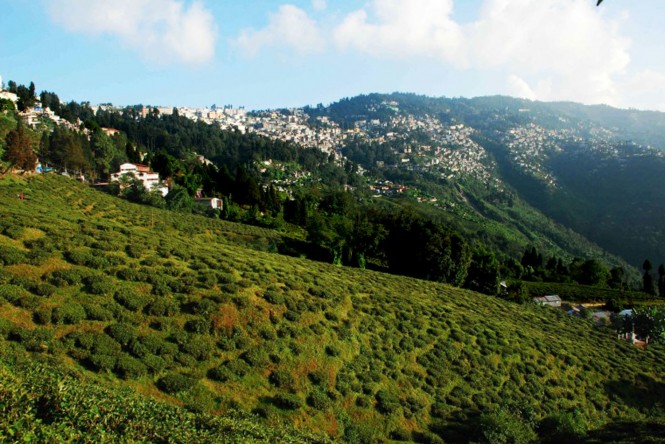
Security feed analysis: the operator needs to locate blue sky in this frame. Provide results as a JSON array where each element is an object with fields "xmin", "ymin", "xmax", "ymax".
[{"xmin": 2, "ymin": 0, "xmax": 665, "ymax": 111}]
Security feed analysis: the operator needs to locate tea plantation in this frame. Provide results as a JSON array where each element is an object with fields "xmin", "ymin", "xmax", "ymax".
[{"xmin": 1, "ymin": 174, "xmax": 664, "ymax": 443}]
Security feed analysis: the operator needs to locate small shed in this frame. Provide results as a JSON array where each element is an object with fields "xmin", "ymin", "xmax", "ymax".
[{"xmin": 532, "ymin": 294, "xmax": 562, "ymax": 307}]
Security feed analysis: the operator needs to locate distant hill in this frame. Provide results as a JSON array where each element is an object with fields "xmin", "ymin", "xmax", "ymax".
[
  {"xmin": 1, "ymin": 174, "xmax": 664, "ymax": 442},
  {"xmin": 305, "ymin": 93, "xmax": 665, "ymax": 268}
]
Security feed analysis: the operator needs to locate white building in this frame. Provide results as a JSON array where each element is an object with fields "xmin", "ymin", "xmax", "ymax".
[{"xmin": 111, "ymin": 163, "xmax": 168, "ymax": 197}]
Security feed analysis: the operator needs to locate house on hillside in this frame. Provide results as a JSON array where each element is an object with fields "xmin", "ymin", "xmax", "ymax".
[
  {"xmin": 532, "ymin": 294, "xmax": 561, "ymax": 307},
  {"xmin": 195, "ymin": 197, "xmax": 223, "ymax": 210},
  {"xmin": 110, "ymin": 163, "xmax": 168, "ymax": 197}
]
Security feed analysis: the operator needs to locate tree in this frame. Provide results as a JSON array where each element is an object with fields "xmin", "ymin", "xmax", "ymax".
[
  {"xmin": 3, "ymin": 120, "xmax": 37, "ymax": 172},
  {"xmin": 643, "ymin": 259, "xmax": 656, "ymax": 295},
  {"xmin": 465, "ymin": 249, "xmax": 501, "ymax": 295},
  {"xmin": 7, "ymin": 80, "xmax": 17, "ymax": 94},
  {"xmin": 658, "ymin": 264, "xmax": 665, "ymax": 298},
  {"xmin": 608, "ymin": 266, "xmax": 626, "ymax": 290},
  {"xmin": 165, "ymin": 185, "xmax": 193, "ymax": 212}
]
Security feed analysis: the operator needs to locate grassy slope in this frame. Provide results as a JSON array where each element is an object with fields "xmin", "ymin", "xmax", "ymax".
[{"xmin": 1, "ymin": 174, "xmax": 664, "ymax": 442}]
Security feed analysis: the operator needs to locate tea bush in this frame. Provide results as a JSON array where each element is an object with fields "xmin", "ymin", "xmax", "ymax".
[
  {"xmin": 51, "ymin": 304, "xmax": 87, "ymax": 325},
  {"xmin": 114, "ymin": 286, "xmax": 147, "ymax": 312},
  {"xmin": 157, "ymin": 373, "xmax": 196, "ymax": 394}
]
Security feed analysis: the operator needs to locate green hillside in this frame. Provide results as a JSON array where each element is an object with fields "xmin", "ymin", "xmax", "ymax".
[{"xmin": 1, "ymin": 174, "xmax": 664, "ymax": 443}]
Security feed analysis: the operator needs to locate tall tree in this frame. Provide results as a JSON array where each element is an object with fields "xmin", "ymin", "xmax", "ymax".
[
  {"xmin": 658, "ymin": 264, "xmax": 665, "ymax": 298},
  {"xmin": 3, "ymin": 120, "xmax": 37, "ymax": 172},
  {"xmin": 643, "ymin": 259, "xmax": 656, "ymax": 295}
]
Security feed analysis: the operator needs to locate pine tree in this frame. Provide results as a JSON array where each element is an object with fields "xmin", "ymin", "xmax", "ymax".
[
  {"xmin": 4, "ymin": 120, "xmax": 37, "ymax": 172},
  {"xmin": 643, "ymin": 259, "xmax": 656, "ymax": 295}
]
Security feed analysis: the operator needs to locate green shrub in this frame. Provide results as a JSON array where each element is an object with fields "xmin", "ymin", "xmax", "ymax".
[
  {"xmin": 145, "ymin": 298, "xmax": 179, "ymax": 317},
  {"xmin": 115, "ymin": 355, "xmax": 148, "ymax": 379},
  {"xmin": 157, "ymin": 373, "xmax": 196, "ymax": 394},
  {"xmin": 306, "ymin": 388, "xmax": 330, "ymax": 410},
  {"xmin": 226, "ymin": 359, "xmax": 250, "ymax": 377},
  {"xmin": 208, "ymin": 365, "xmax": 235, "ymax": 382},
  {"xmin": 269, "ymin": 370, "xmax": 295, "ymax": 388},
  {"xmin": 143, "ymin": 354, "xmax": 167, "ymax": 373},
  {"xmin": 184, "ymin": 318, "xmax": 211, "ymax": 335},
  {"xmin": 105, "ymin": 323, "xmax": 138, "ymax": 346},
  {"xmin": 271, "ymin": 393, "xmax": 303, "ymax": 410},
  {"xmin": 30, "ymin": 282, "xmax": 56, "ymax": 297},
  {"xmin": 480, "ymin": 407, "xmax": 538, "ymax": 444},
  {"xmin": 116, "ymin": 267, "xmax": 143, "ymax": 282},
  {"xmin": 49, "ymin": 269, "xmax": 86, "ymax": 287},
  {"xmin": 83, "ymin": 304, "xmax": 114, "ymax": 321},
  {"xmin": 241, "ymin": 349, "xmax": 270, "ymax": 367},
  {"xmin": 114, "ymin": 287, "xmax": 146, "ymax": 312},
  {"xmin": 65, "ymin": 250, "xmax": 92, "ymax": 266},
  {"xmin": 0, "ymin": 245, "xmax": 26, "ymax": 265},
  {"xmin": 88, "ymin": 353, "xmax": 118, "ymax": 372},
  {"xmin": 84, "ymin": 275, "xmax": 116, "ymax": 296},
  {"xmin": 51, "ymin": 304, "xmax": 87, "ymax": 325},
  {"xmin": 325, "ymin": 345, "xmax": 341, "ymax": 357},
  {"xmin": 125, "ymin": 244, "xmax": 143, "ymax": 259},
  {"xmin": 33, "ymin": 307, "xmax": 52, "ymax": 325},
  {"xmin": 182, "ymin": 337, "xmax": 214, "ymax": 361},
  {"xmin": 375, "ymin": 389, "xmax": 400, "ymax": 415},
  {"xmin": 0, "ymin": 284, "xmax": 30, "ymax": 304}
]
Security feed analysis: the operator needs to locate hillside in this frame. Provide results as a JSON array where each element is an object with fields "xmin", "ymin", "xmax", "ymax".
[
  {"xmin": 1, "ymin": 174, "xmax": 664, "ymax": 442},
  {"xmin": 305, "ymin": 93, "xmax": 665, "ymax": 268}
]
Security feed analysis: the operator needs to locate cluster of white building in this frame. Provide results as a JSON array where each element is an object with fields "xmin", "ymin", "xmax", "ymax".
[{"xmin": 110, "ymin": 163, "xmax": 169, "ymax": 197}]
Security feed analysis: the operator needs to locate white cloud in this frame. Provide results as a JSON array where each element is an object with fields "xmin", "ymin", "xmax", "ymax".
[
  {"xmin": 234, "ymin": 5, "xmax": 325, "ymax": 57},
  {"xmin": 333, "ymin": 0, "xmax": 464, "ymax": 63},
  {"xmin": 466, "ymin": 0, "xmax": 631, "ymax": 106},
  {"xmin": 47, "ymin": 0, "xmax": 217, "ymax": 65},
  {"xmin": 619, "ymin": 70, "xmax": 665, "ymax": 111},
  {"xmin": 331, "ymin": 0, "xmax": 632, "ymax": 106}
]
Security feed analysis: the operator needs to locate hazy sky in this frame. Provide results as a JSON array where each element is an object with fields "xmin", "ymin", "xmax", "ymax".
[{"xmin": 2, "ymin": 0, "xmax": 665, "ymax": 111}]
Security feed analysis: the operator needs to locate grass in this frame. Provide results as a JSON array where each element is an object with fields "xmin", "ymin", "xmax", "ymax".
[{"xmin": 0, "ymin": 173, "xmax": 664, "ymax": 443}]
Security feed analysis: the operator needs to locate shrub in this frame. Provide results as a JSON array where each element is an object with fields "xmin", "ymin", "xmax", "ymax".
[
  {"xmin": 0, "ymin": 284, "xmax": 30, "ymax": 304},
  {"xmin": 105, "ymin": 323, "xmax": 137, "ymax": 346},
  {"xmin": 116, "ymin": 267, "xmax": 143, "ymax": 282},
  {"xmin": 269, "ymin": 370, "xmax": 295, "ymax": 388},
  {"xmin": 143, "ymin": 354, "xmax": 167, "ymax": 374},
  {"xmin": 241, "ymin": 349, "xmax": 270, "ymax": 367},
  {"xmin": 0, "ymin": 245, "xmax": 26, "ymax": 265},
  {"xmin": 30, "ymin": 283, "xmax": 56, "ymax": 297},
  {"xmin": 264, "ymin": 290, "xmax": 285, "ymax": 305},
  {"xmin": 226, "ymin": 359, "xmax": 250, "ymax": 377},
  {"xmin": 51, "ymin": 304, "xmax": 87, "ymax": 325},
  {"xmin": 114, "ymin": 287, "xmax": 146, "ymax": 312},
  {"xmin": 88, "ymin": 353, "xmax": 118, "ymax": 372},
  {"xmin": 49, "ymin": 269, "xmax": 85, "ymax": 287},
  {"xmin": 182, "ymin": 337, "xmax": 214, "ymax": 361},
  {"xmin": 65, "ymin": 250, "xmax": 92, "ymax": 266},
  {"xmin": 325, "ymin": 345, "xmax": 341, "ymax": 357},
  {"xmin": 208, "ymin": 365, "xmax": 235, "ymax": 383},
  {"xmin": 271, "ymin": 393, "xmax": 303, "ymax": 410},
  {"xmin": 157, "ymin": 373, "xmax": 196, "ymax": 394},
  {"xmin": 115, "ymin": 355, "xmax": 148, "ymax": 379},
  {"xmin": 480, "ymin": 407, "xmax": 538, "ymax": 444},
  {"xmin": 144, "ymin": 297, "xmax": 180, "ymax": 317},
  {"xmin": 184, "ymin": 318, "xmax": 211, "ymax": 335},
  {"xmin": 83, "ymin": 304, "xmax": 114, "ymax": 321},
  {"xmin": 84, "ymin": 275, "xmax": 116, "ymax": 296},
  {"xmin": 33, "ymin": 307, "xmax": 52, "ymax": 325},
  {"xmin": 125, "ymin": 244, "xmax": 143, "ymax": 259},
  {"xmin": 306, "ymin": 388, "xmax": 330, "ymax": 410},
  {"xmin": 375, "ymin": 389, "xmax": 400, "ymax": 415}
]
